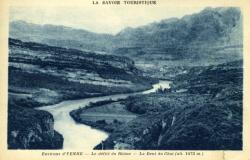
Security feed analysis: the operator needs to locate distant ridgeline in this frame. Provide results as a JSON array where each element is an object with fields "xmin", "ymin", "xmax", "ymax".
[
  {"xmin": 8, "ymin": 38, "xmax": 155, "ymax": 149},
  {"xmin": 10, "ymin": 7, "xmax": 242, "ymax": 56}
]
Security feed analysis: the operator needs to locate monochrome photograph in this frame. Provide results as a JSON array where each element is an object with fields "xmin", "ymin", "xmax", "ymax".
[{"xmin": 7, "ymin": 5, "xmax": 243, "ymax": 151}]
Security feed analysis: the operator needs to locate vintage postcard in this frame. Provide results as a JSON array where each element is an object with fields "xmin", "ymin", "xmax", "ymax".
[{"xmin": 0, "ymin": 0, "xmax": 249, "ymax": 160}]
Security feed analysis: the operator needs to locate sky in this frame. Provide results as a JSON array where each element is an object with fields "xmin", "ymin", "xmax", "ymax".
[{"xmin": 10, "ymin": 6, "xmax": 205, "ymax": 34}]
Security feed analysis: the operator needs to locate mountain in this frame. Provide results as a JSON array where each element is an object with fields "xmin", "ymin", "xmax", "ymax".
[
  {"xmin": 10, "ymin": 7, "xmax": 243, "ymax": 79},
  {"xmin": 115, "ymin": 7, "xmax": 242, "ymax": 48},
  {"xmin": 113, "ymin": 8, "xmax": 243, "ymax": 66},
  {"xmin": 8, "ymin": 38, "xmax": 155, "ymax": 149},
  {"xmin": 10, "ymin": 20, "xmax": 114, "ymax": 52},
  {"xmin": 10, "ymin": 7, "xmax": 242, "ymax": 53},
  {"xmin": 113, "ymin": 7, "xmax": 243, "ymax": 78}
]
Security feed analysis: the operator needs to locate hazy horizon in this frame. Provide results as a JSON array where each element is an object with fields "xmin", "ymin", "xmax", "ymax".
[{"xmin": 10, "ymin": 6, "xmax": 205, "ymax": 34}]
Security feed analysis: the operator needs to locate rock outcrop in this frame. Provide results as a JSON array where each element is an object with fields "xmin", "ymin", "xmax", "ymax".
[{"xmin": 8, "ymin": 102, "xmax": 63, "ymax": 149}]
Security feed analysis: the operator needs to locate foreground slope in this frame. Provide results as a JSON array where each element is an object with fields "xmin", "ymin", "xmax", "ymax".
[{"xmin": 71, "ymin": 60, "xmax": 242, "ymax": 150}]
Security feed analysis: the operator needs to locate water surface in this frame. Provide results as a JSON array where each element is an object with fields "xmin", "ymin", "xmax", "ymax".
[{"xmin": 38, "ymin": 80, "xmax": 171, "ymax": 149}]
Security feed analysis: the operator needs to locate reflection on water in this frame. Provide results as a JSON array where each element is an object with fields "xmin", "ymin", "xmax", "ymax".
[{"xmin": 38, "ymin": 80, "xmax": 171, "ymax": 149}]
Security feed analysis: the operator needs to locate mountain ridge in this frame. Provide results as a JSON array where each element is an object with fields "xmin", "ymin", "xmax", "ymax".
[{"xmin": 10, "ymin": 7, "xmax": 242, "ymax": 53}]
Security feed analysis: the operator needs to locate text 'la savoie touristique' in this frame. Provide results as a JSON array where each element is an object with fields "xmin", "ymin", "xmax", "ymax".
[{"xmin": 92, "ymin": 0, "xmax": 157, "ymax": 5}]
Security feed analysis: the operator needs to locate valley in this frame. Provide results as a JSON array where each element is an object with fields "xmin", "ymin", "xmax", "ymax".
[{"xmin": 8, "ymin": 7, "xmax": 243, "ymax": 150}]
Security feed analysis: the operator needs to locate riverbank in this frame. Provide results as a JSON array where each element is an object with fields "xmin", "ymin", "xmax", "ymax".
[
  {"xmin": 69, "ymin": 80, "xmax": 171, "ymax": 133},
  {"xmin": 38, "ymin": 80, "xmax": 170, "ymax": 149},
  {"xmin": 70, "ymin": 99, "xmax": 137, "ymax": 133},
  {"xmin": 70, "ymin": 60, "xmax": 242, "ymax": 150}
]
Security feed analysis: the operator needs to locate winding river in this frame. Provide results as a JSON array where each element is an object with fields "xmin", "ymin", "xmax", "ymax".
[{"xmin": 38, "ymin": 80, "xmax": 171, "ymax": 149}]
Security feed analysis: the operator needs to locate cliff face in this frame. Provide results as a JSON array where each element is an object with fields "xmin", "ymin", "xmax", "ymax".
[
  {"xmin": 115, "ymin": 7, "xmax": 242, "ymax": 49},
  {"xmin": 8, "ymin": 102, "xmax": 63, "ymax": 149}
]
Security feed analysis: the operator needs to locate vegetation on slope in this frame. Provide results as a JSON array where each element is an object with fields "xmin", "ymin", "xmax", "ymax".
[
  {"xmin": 72, "ymin": 60, "xmax": 242, "ymax": 150},
  {"xmin": 9, "ymin": 38, "xmax": 156, "ymax": 107}
]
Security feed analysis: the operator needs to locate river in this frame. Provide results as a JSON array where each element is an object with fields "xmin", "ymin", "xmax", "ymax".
[{"xmin": 38, "ymin": 80, "xmax": 171, "ymax": 149}]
